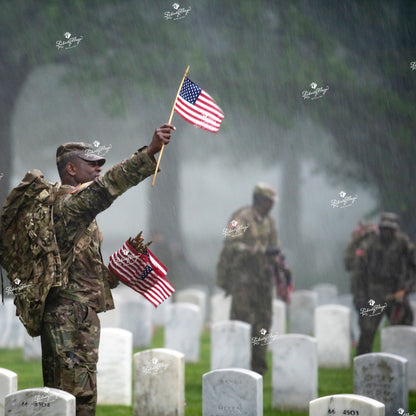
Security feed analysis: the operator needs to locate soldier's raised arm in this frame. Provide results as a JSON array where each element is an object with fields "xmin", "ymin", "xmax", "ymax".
[{"xmin": 54, "ymin": 124, "xmax": 175, "ymax": 240}]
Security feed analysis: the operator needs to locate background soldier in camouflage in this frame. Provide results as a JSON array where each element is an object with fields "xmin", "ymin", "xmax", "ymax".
[
  {"xmin": 217, "ymin": 183, "xmax": 279, "ymax": 375},
  {"xmin": 344, "ymin": 221, "xmax": 378, "ymax": 310},
  {"xmin": 41, "ymin": 124, "xmax": 174, "ymax": 416},
  {"xmin": 347, "ymin": 213, "xmax": 416, "ymax": 355}
]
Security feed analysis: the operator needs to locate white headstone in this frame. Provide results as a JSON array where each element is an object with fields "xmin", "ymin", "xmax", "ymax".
[
  {"xmin": 313, "ymin": 283, "xmax": 338, "ymax": 306},
  {"xmin": 309, "ymin": 394, "xmax": 385, "ymax": 416},
  {"xmin": 98, "ymin": 292, "xmax": 122, "ymax": 328},
  {"xmin": 152, "ymin": 296, "xmax": 172, "ymax": 327},
  {"xmin": 315, "ymin": 304, "xmax": 351, "ymax": 368},
  {"xmin": 268, "ymin": 299, "xmax": 286, "ymax": 351},
  {"xmin": 354, "ymin": 352, "xmax": 408, "ymax": 416},
  {"xmin": 289, "ymin": 290, "xmax": 317, "ymax": 335},
  {"xmin": 381, "ymin": 325, "xmax": 416, "ymax": 391},
  {"xmin": 337, "ymin": 293, "xmax": 360, "ymax": 344},
  {"xmin": 272, "ymin": 334, "xmax": 317, "ymax": 411},
  {"xmin": 210, "ymin": 293, "xmax": 232, "ymax": 325},
  {"xmin": 0, "ymin": 299, "xmax": 24, "ymax": 348},
  {"xmin": 165, "ymin": 303, "xmax": 201, "ymax": 362},
  {"xmin": 23, "ymin": 334, "xmax": 42, "ymax": 361},
  {"xmin": 203, "ymin": 368, "xmax": 263, "ymax": 416},
  {"xmin": 133, "ymin": 348, "xmax": 185, "ymax": 416},
  {"xmin": 270, "ymin": 299, "xmax": 286, "ymax": 336},
  {"xmin": 5, "ymin": 387, "xmax": 75, "ymax": 416},
  {"xmin": 175, "ymin": 288, "xmax": 207, "ymax": 326},
  {"xmin": 97, "ymin": 328, "xmax": 132, "ymax": 405},
  {"xmin": 119, "ymin": 298, "xmax": 153, "ymax": 348},
  {"xmin": 0, "ymin": 368, "xmax": 17, "ymax": 416},
  {"xmin": 211, "ymin": 320, "xmax": 251, "ymax": 371}
]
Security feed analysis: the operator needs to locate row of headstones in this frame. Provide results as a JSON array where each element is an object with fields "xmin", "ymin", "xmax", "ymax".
[
  {"xmin": 0, "ymin": 362, "xmax": 409, "ymax": 416},
  {"xmin": 1, "ymin": 282, "xmax": 415, "ymax": 345},
  {"xmin": 2, "ymin": 286, "xmax": 415, "ymax": 363},
  {"xmin": 7, "ymin": 296, "xmax": 415, "ymax": 374},
  {"xmin": 97, "ymin": 323, "xmax": 416, "ymax": 409},
  {"xmin": 204, "ymin": 369, "xmax": 405, "ymax": 416},
  {"xmin": 212, "ymin": 324, "xmax": 414, "ymax": 414}
]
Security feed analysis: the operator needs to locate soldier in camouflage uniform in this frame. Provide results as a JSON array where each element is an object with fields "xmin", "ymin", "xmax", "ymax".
[
  {"xmin": 348, "ymin": 213, "xmax": 416, "ymax": 355},
  {"xmin": 41, "ymin": 124, "xmax": 174, "ymax": 416},
  {"xmin": 216, "ymin": 183, "xmax": 279, "ymax": 375},
  {"xmin": 344, "ymin": 221, "xmax": 378, "ymax": 310}
]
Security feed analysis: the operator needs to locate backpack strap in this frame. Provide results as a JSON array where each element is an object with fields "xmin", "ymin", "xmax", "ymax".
[{"xmin": 51, "ymin": 182, "xmax": 94, "ymax": 286}]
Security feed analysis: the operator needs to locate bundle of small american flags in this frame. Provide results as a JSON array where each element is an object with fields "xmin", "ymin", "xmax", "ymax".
[{"xmin": 108, "ymin": 235, "xmax": 175, "ymax": 307}]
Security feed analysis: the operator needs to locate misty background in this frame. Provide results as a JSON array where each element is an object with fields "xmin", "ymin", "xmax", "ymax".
[{"xmin": 1, "ymin": 0, "xmax": 415, "ymax": 295}]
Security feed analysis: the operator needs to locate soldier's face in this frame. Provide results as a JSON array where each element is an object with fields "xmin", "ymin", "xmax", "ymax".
[
  {"xmin": 379, "ymin": 227, "xmax": 395, "ymax": 244},
  {"xmin": 69, "ymin": 158, "xmax": 102, "ymax": 184},
  {"xmin": 254, "ymin": 195, "xmax": 274, "ymax": 217}
]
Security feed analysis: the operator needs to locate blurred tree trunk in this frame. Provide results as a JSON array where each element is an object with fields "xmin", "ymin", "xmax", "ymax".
[{"xmin": 0, "ymin": 57, "xmax": 31, "ymax": 206}]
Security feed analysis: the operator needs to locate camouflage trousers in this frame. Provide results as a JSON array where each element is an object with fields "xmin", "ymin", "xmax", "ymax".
[
  {"xmin": 356, "ymin": 298, "xmax": 413, "ymax": 356},
  {"xmin": 230, "ymin": 283, "xmax": 272, "ymax": 375},
  {"xmin": 41, "ymin": 300, "xmax": 100, "ymax": 416}
]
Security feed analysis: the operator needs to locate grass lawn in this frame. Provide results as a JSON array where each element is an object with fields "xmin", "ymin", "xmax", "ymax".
[{"xmin": 1, "ymin": 327, "xmax": 415, "ymax": 415}]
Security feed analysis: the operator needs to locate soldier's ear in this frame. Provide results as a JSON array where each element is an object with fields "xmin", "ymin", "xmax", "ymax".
[{"xmin": 65, "ymin": 160, "xmax": 78, "ymax": 177}]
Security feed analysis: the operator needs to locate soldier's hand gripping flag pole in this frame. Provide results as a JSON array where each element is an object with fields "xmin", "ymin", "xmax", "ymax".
[{"xmin": 152, "ymin": 65, "xmax": 190, "ymax": 187}]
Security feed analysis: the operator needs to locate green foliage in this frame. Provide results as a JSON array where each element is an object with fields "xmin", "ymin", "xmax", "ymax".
[{"xmin": 2, "ymin": 0, "xmax": 416, "ymax": 233}]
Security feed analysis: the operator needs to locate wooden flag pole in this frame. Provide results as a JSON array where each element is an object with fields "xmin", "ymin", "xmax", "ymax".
[{"xmin": 151, "ymin": 65, "xmax": 190, "ymax": 187}]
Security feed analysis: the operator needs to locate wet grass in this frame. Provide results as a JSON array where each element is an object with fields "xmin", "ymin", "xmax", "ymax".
[{"xmin": 0, "ymin": 328, "xmax": 415, "ymax": 415}]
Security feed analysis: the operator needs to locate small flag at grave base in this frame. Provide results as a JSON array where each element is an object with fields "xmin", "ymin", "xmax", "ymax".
[{"xmin": 108, "ymin": 240, "xmax": 174, "ymax": 307}]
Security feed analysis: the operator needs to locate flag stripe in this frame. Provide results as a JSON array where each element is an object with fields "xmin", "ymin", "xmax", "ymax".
[
  {"xmin": 176, "ymin": 97, "xmax": 223, "ymax": 125},
  {"xmin": 174, "ymin": 106, "xmax": 220, "ymax": 131},
  {"xmin": 175, "ymin": 101, "xmax": 220, "ymax": 131}
]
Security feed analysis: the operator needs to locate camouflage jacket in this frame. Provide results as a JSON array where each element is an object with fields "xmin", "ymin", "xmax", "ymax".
[
  {"xmin": 217, "ymin": 205, "xmax": 278, "ymax": 295},
  {"xmin": 354, "ymin": 230, "xmax": 416, "ymax": 298},
  {"xmin": 46, "ymin": 147, "xmax": 156, "ymax": 312}
]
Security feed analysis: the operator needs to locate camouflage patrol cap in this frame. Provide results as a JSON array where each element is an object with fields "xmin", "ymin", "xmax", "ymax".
[
  {"xmin": 380, "ymin": 212, "xmax": 400, "ymax": 224},
  {"xmin": 56, "ymin": 142, "xmax": 106, "ymax": 166},
  {"xmin": 379, "ymin": 212, "xmax": 399, "ymax": 230},
  {"xmin": 253, "ymin": 182, "xmax": 277, "ymax": 201}
]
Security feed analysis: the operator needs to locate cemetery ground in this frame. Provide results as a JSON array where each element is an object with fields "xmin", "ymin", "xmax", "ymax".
[{"xmin": 1, "ymin": 328, "xmax": 415, "ymax": 416}]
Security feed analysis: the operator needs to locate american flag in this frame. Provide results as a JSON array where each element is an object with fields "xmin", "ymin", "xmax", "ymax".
[
  {"xmin": 108, "ymin": 241, "xmax": 175, "ymax": 307},
  {"xmin": 174, "ymin": 77, "xmax": 224, "ymax": 133}
]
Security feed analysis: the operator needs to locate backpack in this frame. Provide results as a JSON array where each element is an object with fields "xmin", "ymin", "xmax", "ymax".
[{"xmin": 0, "ymin": 169, "xmax": 69, "ymax": 337}]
